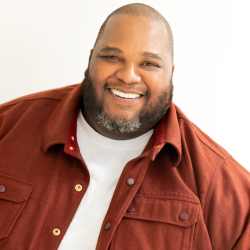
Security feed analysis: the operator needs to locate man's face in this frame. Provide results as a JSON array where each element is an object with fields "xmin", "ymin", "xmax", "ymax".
[{"xmin": 83, "ymin": 15, "xmax": 174, "ymax": 139}]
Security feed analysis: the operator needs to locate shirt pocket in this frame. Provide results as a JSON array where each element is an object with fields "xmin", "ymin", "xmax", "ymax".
[
  {"xmin": 0, "ymin": 173, "xmax": 34, "ymax": 240},
  {"xmin": 111, "ymin": 194, "xmax": 199, "ymax": 250}
]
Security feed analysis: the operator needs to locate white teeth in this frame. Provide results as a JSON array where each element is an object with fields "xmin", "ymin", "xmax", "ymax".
[{"xmin": 110, "ymin": 89, "xmax": 140, "ymax": 99}]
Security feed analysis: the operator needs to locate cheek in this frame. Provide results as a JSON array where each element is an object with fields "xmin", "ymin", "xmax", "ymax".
[
  {"xmin": 145, "ymin": 74, "xmax": 170, "ymax": 99},
  {"xmin": 88, "ymin": 62, "xmax": 110, "ymax": 98},
  {"xmin": 89, "ymin": 63, "xmax": 105, "ymax": 83},
  {"xmin": 89, "ymin": 60, "xmax": 115, "ymax": 84}
]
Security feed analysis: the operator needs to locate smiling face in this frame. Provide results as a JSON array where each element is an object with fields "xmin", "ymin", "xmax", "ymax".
[{"xmin": 82, "ymin": 14, "xmax": 174, "ymax": 140}]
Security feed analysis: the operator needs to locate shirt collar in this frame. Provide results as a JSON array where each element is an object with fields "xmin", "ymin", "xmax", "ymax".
[
  {"xmin": 150, "ymin": 102, "xmax": 182, "ymax": 166},
  {"xmin": 43, "ymin": 82, "xmax": 182, "ymax": 166},
  {"xmin": 42, "ymin": 82, "xmax": 83, "ymax": 154}
]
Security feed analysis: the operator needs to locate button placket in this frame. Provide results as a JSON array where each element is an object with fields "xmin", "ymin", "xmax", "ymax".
[{"xmin": 95, "ymin": 156, "xmax": 151, "ymax": 250}]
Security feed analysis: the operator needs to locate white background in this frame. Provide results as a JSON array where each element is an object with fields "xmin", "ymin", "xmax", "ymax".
[{"xmin": 0, "ymin": 0, "xmax": 249, "ymax": 170}]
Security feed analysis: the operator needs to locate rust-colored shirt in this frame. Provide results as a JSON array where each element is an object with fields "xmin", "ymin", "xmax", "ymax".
[{"xmin": 0, "ymin": 82, "xmax": 250, "ymax": 250}]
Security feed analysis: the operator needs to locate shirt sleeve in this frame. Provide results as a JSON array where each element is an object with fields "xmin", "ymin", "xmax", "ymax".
[{"xmin": 204, "ymin": 156, "xmax": 250, "ymax": 249}]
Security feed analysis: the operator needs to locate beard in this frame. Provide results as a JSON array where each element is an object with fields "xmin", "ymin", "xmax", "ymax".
[{"xmin": 82, "ymin": 69, "xmax": 173, "ymax": 134}]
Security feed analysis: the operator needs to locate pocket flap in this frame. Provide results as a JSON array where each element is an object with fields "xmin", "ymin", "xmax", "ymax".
[
  {"xmin": 0, "ymin": 173, "xmax": 34, "ymax": 203},
  {"xmin": 124, "ymin": 195, "xmax": 199, "ymax": 227}
]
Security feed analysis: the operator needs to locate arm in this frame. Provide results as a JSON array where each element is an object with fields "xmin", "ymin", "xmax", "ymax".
[{"xmin": 204, "ymin": 157, "xmax": 250, "ymax": 249}]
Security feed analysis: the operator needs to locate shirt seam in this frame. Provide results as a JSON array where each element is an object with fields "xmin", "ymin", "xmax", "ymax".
[
  {"xmin": 124, "ymin": 214, "xmax": 195, "ymax": 226},
  {"xmin": 134, "ymin": 195, "xmax": 200, "ymax": 204},
  {"xmin": 203, "ymin": 156, "xmax": 232, "ymax": 224}
]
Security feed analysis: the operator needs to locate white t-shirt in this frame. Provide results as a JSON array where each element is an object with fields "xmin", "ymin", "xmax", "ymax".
[{"xmin": 58, "ymin": 111, "xmax": 154, "ymax": 250}]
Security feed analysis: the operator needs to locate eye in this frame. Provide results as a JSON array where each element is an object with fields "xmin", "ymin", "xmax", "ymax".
[
  {"xmin": 109, "ymin": 56, "xmax": 117, "ymax": 60},
  {"xmin": 143, "ymin": 62, "xmax": 159, "ymax": 67},
  {"xmin": 102, "ymin": 55, "xmax": 118, "ymax": 60}
]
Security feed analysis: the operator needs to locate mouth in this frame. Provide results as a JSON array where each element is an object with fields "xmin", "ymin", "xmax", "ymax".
[
  {"xmin": 108, "ymin": 88, "xmax": 144, "ymax": 105},
  {"xmin": 109, "ymin": 88, "xmax": 142, "ymax": 99}
]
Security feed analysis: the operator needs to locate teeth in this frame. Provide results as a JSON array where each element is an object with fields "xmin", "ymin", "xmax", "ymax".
[{"xmin": 110, "ymin": 89, "xmax": 140, "ymax": 99}]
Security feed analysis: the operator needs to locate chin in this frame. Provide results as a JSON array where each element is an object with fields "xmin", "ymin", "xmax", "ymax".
[{"xmin": 106, "ymin": 111, "xmax": 139, "ymax": 122}]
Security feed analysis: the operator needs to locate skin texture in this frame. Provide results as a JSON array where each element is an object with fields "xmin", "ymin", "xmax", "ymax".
[
  {"xmin": 94, "ymin": 4, "xmax": 174, "ymax": 63},
  {"xmin": 82, "ymin": 14, "xmax": 175, "ymax": 140}
]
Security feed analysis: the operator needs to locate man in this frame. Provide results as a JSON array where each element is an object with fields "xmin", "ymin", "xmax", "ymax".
[{"xmin": 0, "ymin": 3, "xmax": 249, "ymax": 250}]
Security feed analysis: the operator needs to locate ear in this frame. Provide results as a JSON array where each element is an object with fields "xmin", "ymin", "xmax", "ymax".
[
  {"xmin": 171, "ymin": 64, "xmax": 175, "ymax": 90},
  {"xmin": 89, "ymin": 49, "xmax": 93, "ymax": 63},
  {"xmin": 172, "ymin": 64, "xmax": 175, "ymax": 75}
]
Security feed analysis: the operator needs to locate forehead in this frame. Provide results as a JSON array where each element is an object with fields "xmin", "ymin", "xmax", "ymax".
[{"xmin": 97, "ymin": 15, "xmax": 169, "ymax": 58}]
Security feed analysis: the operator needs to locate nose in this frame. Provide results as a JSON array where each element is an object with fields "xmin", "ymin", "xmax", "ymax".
[{"xmin": 115, "ymin": 63, "xmax": 141, "ymax": 84}]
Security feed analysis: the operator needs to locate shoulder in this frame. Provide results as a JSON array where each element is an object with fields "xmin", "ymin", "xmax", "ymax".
[
  {"xmin": 0, "ymin": 83, "xmax": 78, "ymax": 110},
  {"xmin": 173, "ymin": 104, "xmax": 250, "ymax": 206},
  {"xmin": 0, "ymin": 83, "xmax": 80, "ymax": 139},
  {"xmin": 174, "ymin": 104, "xmax": 230, "ymax": 160}
]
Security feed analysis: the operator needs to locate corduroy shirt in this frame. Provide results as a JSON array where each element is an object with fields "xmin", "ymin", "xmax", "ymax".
[{"xmin": 0, "ymin": 82, "xmax": 250, "ymax": 250}]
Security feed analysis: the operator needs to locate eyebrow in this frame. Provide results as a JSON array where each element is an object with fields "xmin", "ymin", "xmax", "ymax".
[
  {"xmin": 142, "ymin": 52, "xmax": 162, "ymax": 61},
  {"xmin": 100, "ymin": 46, "xmax": 123, "ymax": 54},
  {"xmin": 99, "ymin": 46, "xmax": 162, "ymax": 61}
]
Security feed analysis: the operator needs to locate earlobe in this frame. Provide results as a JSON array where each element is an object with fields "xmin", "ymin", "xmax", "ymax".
[
  {"xmin": 89, "ymin": 49, "xmax": 93, "ymax": 63},
  {"xmin": 171, "ymin": 64, "xmax": 175, "ymax": 90},
  {"xmin": 172, "ymin": 64, "xmax": 175, "ymax": 74}
]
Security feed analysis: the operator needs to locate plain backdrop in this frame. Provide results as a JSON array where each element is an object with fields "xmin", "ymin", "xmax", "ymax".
[{"xmin": 0, "ymin": 0, "xmax": 249, "ymax": 170}]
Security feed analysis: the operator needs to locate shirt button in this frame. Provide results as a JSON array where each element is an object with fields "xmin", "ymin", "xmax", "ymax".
[
  {"xmin": 180, "ymin": 213, "xmax": 188, "ymax": 220},
  {"xmin": 127, "ymin": 205, "xmax": 135, "ymax": 212},
  {"xmin": 53, "ymin": 228, "xmax": 60, "ymax": 236},
  {"xmin": 126, "ymin": 178, "xmax": 135, "ymax": 185},
  {"xmin": 105, "ymin": 222, "xmax": 111, "ymax": 230},
  {"xmin": 0, "ymin": 185, "xmax": 5, "ymax": 193},
  {"xmin": 69, "ymin": 146, "xmax": 74, "ymax": 151},
  {"xmin": 71, "ymin": 136, "xmax": 75, "ymax": 141},
  {"xmin": 75, "ymin": 184, "xmax": 82, "ymax": 191}
]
